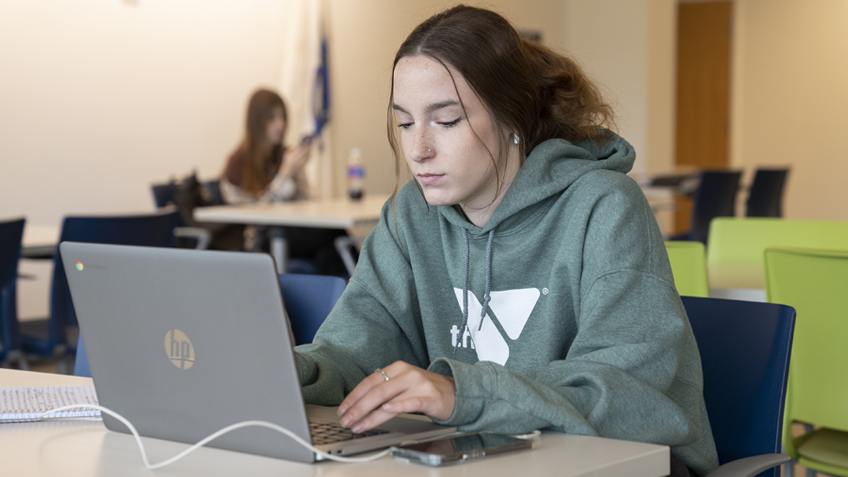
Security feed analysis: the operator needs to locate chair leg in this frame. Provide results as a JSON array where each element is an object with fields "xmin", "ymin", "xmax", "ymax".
[
  {"xmin": 56, "ymin": 358, "xmax": 69, "ymax": 375},
  {"xmin": 15, "ymin": 353, "xmax": 29, "ymax": 371},
  {"xmin": 783, "ymin": 461, "xmax": 794, "ymax": 477},
  {"xmin": 1, "ymin": 351, "xmax": 29, "ymax": 371},
  {"xmin": 334, "ymin": 236, "xmax": 359, "ymax": 277},
  {"xmin": 800, "ymin": 424, "xmax": 815, "ymax": 477}
]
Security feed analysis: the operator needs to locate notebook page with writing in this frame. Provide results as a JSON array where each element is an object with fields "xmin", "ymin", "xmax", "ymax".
[{"xmin": 0, "ymin": 386, "xmax": 101, "ymax": 422}]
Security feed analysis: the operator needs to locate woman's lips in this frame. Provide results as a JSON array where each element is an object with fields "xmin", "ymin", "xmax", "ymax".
[{"xmin": 417, "ymin": 173, "xmax": 444, "ymax": 186}]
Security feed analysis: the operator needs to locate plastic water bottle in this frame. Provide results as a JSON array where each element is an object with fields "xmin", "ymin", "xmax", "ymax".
[{"xmin": 347, "ymin": 148, "xmax": 365, "ymax": 200}]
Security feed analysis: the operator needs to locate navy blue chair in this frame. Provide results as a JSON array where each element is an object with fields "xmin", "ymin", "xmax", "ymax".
[
  {"xmin": 746, "ymin": 169, "xmax": 789, "ymax": 218},
  {"xmin": 21, "ymin": 211, "xmax": 178, "ymax": 372},
  {"xmin": 279, "ymin": 273, "xmax": 346, "ymax": 345},
  {"xmin": 682, "ymin": 296, "xmax": 795, "ymax": 477},
  {"xmin": 73, "ymin": 336, "xmax": 90, "ymax": 377},
  {"xmin": 0, "ymin": 217, "xmax": 27, "ymax": 369},
  {"xmin": 203, "ymin": 180, "xmax": 224, "ymax": 206},
  {"xmin": 673, "ymin": 171, "xmax": 742, "ymax": 244}
]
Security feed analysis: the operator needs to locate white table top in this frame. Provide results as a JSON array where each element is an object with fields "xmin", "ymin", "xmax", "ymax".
[
  {"xmin": 708, "ymin": 262, "xmax": 767, "ymax": 302},
  {"xmin": 21, "ymin": 224, "xmax": 60, "ymax": 258},
  {"xmin": 0, "ymin": 369, "xmax": 669, "ymax": 477},
  {"xmin": 193, "ymin": 195, "xmax": 390, "ymax": 230}
]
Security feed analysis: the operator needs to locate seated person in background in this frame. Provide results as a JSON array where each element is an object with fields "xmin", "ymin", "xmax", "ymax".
[
  {"xmin": 221, "ymin": 88, "xmax": 310, "ymax": 205},
  {"xmin": 221, "ymin": 88, "xmax": 347, "ymax": 275},
  {"xmin": 294, "ymin": 5, "xmax": 718, "ymax": 477}
]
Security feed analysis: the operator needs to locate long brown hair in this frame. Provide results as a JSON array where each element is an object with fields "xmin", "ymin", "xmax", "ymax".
[
  {"xmin": 240, "ymin": 89, "xmax": 287, "ymax": 195},
  {"xmin": 386, "ymin": 5, "xmax": 615, "ymax": 196}
]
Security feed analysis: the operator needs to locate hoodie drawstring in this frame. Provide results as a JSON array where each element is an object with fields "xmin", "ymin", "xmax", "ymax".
[{"xmin": 454, "ymin": 228, "xmax": 495, "ymax": 353}]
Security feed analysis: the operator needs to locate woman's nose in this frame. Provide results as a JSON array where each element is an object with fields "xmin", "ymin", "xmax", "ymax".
[{"xmin": 408, "ymin": 128, "xmax": 434, "ymax": 162}]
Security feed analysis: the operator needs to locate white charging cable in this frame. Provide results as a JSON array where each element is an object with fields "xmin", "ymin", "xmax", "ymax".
[{"xmin": 38, "ymin": 404, "xmax": 390, "ymax": 469}]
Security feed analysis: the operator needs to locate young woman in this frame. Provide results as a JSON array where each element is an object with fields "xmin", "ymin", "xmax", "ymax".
[
  {"xmin": 221, "ymin": 89, "xmax": 347, "ymax": 275},
  {"xmin": 294, "ymin": 6, "xmax": 718, "ymax": 476},
  {"xmin": 221, "ymin": 89, "xmax": 310, "ymax": 206}
]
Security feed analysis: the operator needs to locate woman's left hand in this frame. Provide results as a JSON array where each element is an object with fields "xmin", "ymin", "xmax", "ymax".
[{"xmin": 337, "ymin": 361, "xmax": 456, "ymax": 433}]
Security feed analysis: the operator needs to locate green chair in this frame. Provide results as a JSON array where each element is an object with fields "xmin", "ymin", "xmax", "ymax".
[
  {"xmin": 708, "ymin": 218, "xmax": 848, "ymax": 268},
  {"xmin": 764, "ymin": 247, "xmax": 848, "ymax": 477},
  {"xmin": 665, "ymin": 241, "xmax": 709, "ymax": 297}
]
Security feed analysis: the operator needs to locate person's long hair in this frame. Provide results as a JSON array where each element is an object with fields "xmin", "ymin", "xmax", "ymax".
[
  {"xmin": 386, "ymin": 5, "xmax": 616, "ymax": 198},
  {"xmin": 240, "ymin": 89, "xmax": 287, "ymax": 196}
]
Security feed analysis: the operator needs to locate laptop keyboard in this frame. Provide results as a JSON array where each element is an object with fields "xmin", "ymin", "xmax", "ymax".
[{"xmin": 309, "ymin": 421, "xmax": 390, "ymax": 446}]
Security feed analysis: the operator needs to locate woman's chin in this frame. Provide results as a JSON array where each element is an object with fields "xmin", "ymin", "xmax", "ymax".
[{"xmin": 420, "ymin": 191, "xmax": 454, "ymax": 207}]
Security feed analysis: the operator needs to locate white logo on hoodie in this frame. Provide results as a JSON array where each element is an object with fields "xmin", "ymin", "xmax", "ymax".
[{"xmin": 451, "ymin": 287, "xmax": 540, "ymax": 365}]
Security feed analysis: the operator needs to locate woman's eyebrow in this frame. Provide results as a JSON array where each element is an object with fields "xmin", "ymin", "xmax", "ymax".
[{"xmin": 392, "ymin": 100, "xmax": 461, "ymax": 115}]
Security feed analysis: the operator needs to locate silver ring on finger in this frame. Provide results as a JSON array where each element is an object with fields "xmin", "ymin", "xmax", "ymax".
[{"xmin": 375, "ymin": 368, "xmax": 390, "ymax": 382}]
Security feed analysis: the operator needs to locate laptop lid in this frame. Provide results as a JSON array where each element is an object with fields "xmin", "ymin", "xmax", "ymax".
[
  {"xmin": 61, "ymin": 242, "xmax": 316, "ymax": 462},
  {"xmin": 61, "ymin": 242, "xmax": 455, "ymax": 464}
]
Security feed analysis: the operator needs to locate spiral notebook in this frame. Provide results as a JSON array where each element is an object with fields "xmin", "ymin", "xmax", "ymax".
[{"xmin": 0, "ymin": 386, "xmax": 100, "ymax": 423}]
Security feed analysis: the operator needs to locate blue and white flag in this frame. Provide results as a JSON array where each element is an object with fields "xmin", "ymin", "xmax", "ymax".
[{"xmin": 279, "ymin": 0, "xmax": 332, "ymax": 198}]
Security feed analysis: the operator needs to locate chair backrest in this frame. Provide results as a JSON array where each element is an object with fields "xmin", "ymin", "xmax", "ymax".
[
  {"xmin": 682, "ymin": 296, "xmax": 795, "ymax": 477},
  {"xmin": 664, "ymin": 241, "xmax": 709, "ymax": 297},
  {"xmin": 689, "ymin": 171, "xmax": 742, "ymax": 244},
  {"xmin": 707, "ymin": 217, "xmax": 848, "ymax": 267},
  {"xmin": 203, "ymin": 180, "xmax": 225, "ymax": 206},
  {"xmin": 151, "ymin": 182, "xmax": 177, "ymax": 209},
  {"xmin": 74, "ymin": 336, "xmax": 91, "ymax": 377},
  {"xmin": 51, "ymin": 211, "xmax": 179, "ymax": 346},
  {"xmin": 278, "ymin": 273, "xmax": 346, "ymax": 345},
  {"xmin": 153, "ymin": 175, "xmax": 221, "ymax": 227},
  {"xmin": 764, "ymin": 247, "xmax": 848, "ymax": 457},
  {"xmin": 746, "ymin": 168, "xmax": 789, "ymax": 218},
  {"xmin": 0, "ymin": 218, "xmax": 26, "ymax": 362}
]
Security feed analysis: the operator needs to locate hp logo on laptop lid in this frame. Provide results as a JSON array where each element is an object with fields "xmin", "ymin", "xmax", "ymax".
[{"xmin": 165, "ymin": 329, "xmax": 195, "ymax": 370}]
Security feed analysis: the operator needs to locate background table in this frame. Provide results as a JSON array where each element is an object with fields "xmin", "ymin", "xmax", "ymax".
[
  {"xmin": 18, "ymin": 224, "xmax": 61, "ymax": 322},
  {"xmin": 708, "ymin": 263, "xmax": 767, "ymax": 302},
  {"xmin": 0, "ymin": 368, "xmax": 669, "ymax": 477},
  {"xmin": 21, "ymin": 224, "xmax": 60, "ymax": 259},
  {"xmin": 194, "ymin": 195, "xmax": 389, "ymax": 272}
]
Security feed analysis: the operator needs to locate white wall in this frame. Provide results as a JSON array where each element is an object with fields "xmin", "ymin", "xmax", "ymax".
[
  {"xmin": 7, "ymin": 0, "xmax": 844, "ymax": 226},
  {"xmin": 0, "ymin": 0, "xmax": 289, "ymax": 225},
  {"xmin": 0, "ymin": 0, "xmax": 580, "ymax": 226},
  {"xmin": 730, "ymin": 0, "xmax": 848, "ymax": 220},
  {"xmin": 562, "ymin": 0, "xmax": 677, "ymax": 176}
]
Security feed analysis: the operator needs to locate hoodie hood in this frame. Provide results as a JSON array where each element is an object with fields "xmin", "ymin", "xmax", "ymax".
[
  {"xmin": 437, "ymin": 132, "xmax": 636, "ymax": 234},
  {"xmin": 442, "ymin": 132, "xmax": 636, "ymax": 352}
]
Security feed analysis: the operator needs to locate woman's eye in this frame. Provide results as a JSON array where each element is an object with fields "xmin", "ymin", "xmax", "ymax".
[
  {"xmin": 438, "ymin": 118, "xmax": 461, "ymax": 128},
  {"xmin": 398, "ymin": 122, "xmax": 413, "ymax": 130}
]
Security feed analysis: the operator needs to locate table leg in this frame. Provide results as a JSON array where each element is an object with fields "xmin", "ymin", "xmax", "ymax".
[{"xmin": 269, "ymin": 228, "xmax": 288, "ymax": 273}]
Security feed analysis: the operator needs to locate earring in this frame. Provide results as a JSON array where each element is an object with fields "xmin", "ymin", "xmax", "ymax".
[
  {"xmin": 513, "ymin": 133, "xmax": 520, "ymax": 145},
  {"xmin": 427, "ymin": 148, "xmax": 431, "ymax": 152}
]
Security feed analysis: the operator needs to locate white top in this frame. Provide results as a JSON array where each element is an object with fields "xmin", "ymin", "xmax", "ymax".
[{"xmin": 0, "ymin": 369, "xmax": 669, "ymax": 477}]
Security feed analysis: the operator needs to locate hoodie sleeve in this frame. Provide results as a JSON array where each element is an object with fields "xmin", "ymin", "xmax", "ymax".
[
  {"xmin": 293, "ymin": 195, "xmax": 433, "ymax": 405},
  {"xmin": 427, "ymin": 177, "xmax": 718, "ymax": 476}
]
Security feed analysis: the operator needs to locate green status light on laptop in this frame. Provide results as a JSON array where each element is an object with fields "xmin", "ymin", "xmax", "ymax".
[{"xmin": 76, "ymin": 261, "xmax": 84, "ymax": 271}]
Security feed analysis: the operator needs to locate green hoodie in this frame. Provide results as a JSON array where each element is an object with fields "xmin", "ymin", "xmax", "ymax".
[{"xmin": 295, "ymin": 135, "xmax": 719, "ymax": 476}]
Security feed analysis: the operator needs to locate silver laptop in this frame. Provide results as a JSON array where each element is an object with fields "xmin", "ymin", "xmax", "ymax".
[{"xmin": 60, "ymin": 242, "xmax": 456, "ymax": 463}]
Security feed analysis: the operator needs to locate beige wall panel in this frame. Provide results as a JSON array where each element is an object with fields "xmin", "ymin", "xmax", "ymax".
[
  {"xmin": 731, "ymin": 0, "xmax": 848, "ymax": 219},
  {"xmin": 0, "ymin": 0, "xmax": 289, "ymax": 225}
]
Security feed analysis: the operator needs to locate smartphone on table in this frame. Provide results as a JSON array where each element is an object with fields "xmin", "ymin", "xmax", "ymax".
[{"xmin": 390, "ymin": 432, "xmax": 533, "ymax": 467}]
